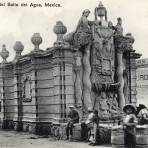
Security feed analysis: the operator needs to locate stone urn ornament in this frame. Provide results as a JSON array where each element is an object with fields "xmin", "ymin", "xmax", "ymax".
[
  {"xmin": 53, "ymin": 21, "xmax": 67, "ymax": 42},
  {"xmin": 125, "ymin": 33, "xmax": 135, "ymax": 50},
  {"xmin": 0, "ymin": 44, "xmax": 9, "ymax": 63},
  {"xmin": 31, "ymin": 33, "xmax": 42, "ymax": 51},
  {"xmin": 13, "ymin": 41, "xmax": 24, "ymax": 59}
]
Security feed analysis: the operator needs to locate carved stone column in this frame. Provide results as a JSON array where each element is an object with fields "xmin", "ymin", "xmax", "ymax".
[
  {"xmin": 114, "ymin": 36, "xmax": 126, "ymax": 109},
  {"xmin": 73, "ymin": 50, "xmax": 83, "ymax": 107},
  {"xmin": 123, "ymin": 33, "xmax": 141, "ymax": 104},
  {"xmin": 0, "ymin": 45, "xmax": 9, "ymax": 128}
]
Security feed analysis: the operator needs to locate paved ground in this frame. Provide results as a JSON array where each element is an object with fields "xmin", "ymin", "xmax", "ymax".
[{"xmin": 0, "ymin": 130, "xmax": 112, "ymax": 148}]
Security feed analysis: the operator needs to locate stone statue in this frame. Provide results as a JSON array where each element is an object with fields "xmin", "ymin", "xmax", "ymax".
[
  {"xmin": 114, "ymin": 17, "xmax": 123, "ymax": 36},
  {"xmin": 74, "ymin": 9, "xmax": 92, "ymax": 48},
  {"xmin": 73, "ymin": 9, "xmax": 93, "ymax": 111},
  {"xmin": 99, "ymin": 92, "xmax": 109, "ymax": 120},
  {"xmin": 108, "ymin": 21, "xmax": 114, "ymax": 29}
]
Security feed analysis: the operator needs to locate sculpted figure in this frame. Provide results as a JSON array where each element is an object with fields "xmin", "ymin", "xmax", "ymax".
[
  {"xmin": 73, "ymin": 9, "xmax": 93, "ymax": 110},
  {"xmin": 114, "ymin": 17, "xmax": 123, "ymax": 36},
  {"xmin": 74, "ymin": 9, "xmax": 92, "ymax": 48}
]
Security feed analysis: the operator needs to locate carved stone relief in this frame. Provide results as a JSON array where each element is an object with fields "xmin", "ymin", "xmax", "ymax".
[
  {"xmin": 91, "ymin": 26, "xmax": 114, "ymax": 85},
  {"xmin": 22, "ymin": 76, "xmax": 32, "ymax": 102},
  {"xmin": 94, "ymin": 91, "xmax": 121, "ymax": 120}
]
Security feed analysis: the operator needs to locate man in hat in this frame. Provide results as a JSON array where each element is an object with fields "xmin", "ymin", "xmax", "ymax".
[
  {"xmin": 66, "ymin": 105, "xmax": 79, "ymax": 140},
  {"xmin": 123, "ymin": 104, "xmax": 137, "ymax": 148}
]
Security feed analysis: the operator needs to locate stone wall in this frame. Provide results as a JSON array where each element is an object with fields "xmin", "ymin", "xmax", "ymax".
[{"xmin": 0, "ymin": 30, "xmax": 75, "ymax": 134}]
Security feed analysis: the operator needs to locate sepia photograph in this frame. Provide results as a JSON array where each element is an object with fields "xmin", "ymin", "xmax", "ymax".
[{"xmin": 0, "ymin": 0, "xmax": 148, "ymax": 147}]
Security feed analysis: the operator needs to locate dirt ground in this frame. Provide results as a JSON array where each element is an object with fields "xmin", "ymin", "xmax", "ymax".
[{"xmin": 0, "ymin": 130, "xmax": 112, "ymax": 148}]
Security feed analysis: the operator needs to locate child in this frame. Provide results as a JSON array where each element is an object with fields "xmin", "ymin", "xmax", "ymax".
[
  {"xmin": 123, "ymin": 104, "xmax": 137, "ymax": 148},
  {"xmin": 89, "ymin": 110, "xmax": 100, "ymax": 146},
  {"xmin": 137, "ymin": 104, "xmax": 148, "ymax": 125}
]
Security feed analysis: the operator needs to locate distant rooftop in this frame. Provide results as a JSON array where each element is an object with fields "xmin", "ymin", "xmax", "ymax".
[{"xmin": 136, "ymin": 58, "xmax": 148, "ymax": 66}]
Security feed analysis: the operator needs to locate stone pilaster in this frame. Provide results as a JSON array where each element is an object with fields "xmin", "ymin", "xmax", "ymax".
[
  {"xmin": 114, "ymin": 36, "xmax": 127, "ymax": 109},
  {"xmin": 0, "ymin": 64, "xmax": 6, "ymax": 128},
  {"xmin": 52, "ymin": 21, "xmax": 75, "ymax": 123},
  {"xmin": 124, "ymin": 50, "xmax": 141, "ymax": 104},
  {"xmin": 13, "ymin": 62, "xmax": 23, "ymax": 131},
  {"xmin": 123, "ymin": 33, "xmax": 141, "ymax": 104},
  {"xmin": 52, "ymin": 46, "xmax": 74, "ymax": 123},
  {"xmin": 13, "ymin": 42, "xmax": 24, "ymax": 131},
  {"xmin": 0, "ymin": 45, "xmax": 10, "ymax": 128}
]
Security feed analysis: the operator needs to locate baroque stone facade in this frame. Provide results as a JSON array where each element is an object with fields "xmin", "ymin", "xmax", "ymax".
[{"xmin": 0, "ymin": 2, "xmax": 141, "ymax": 134}]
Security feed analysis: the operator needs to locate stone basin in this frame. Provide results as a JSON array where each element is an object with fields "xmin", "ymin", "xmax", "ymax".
[{"xmin": 111, "ymin": 125, "xmax": 148, "ymax": 148}]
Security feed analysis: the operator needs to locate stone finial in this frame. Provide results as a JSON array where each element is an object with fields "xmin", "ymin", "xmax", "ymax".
[
  {"xmin": 31, "ymin": 33, "xmax": 42, "ymax": 51},
  {"xmin": 125, "ymin": 33, "xmax": 135, "ymax": 51},
  {"xmin": 0, "ymin": 45, "xmax": 9, "ymax": 63},
  {"xmin": 53, "ymin": 21, "xmax": 67, "ymax": 42},
  {"xmin": 95, "ymin": 1, "xmax": 107, "ymax": 21},
  {"xmin": 125, "ymin": 33, "xmax": 135, "ymax": 44},
  {"xmin": 13, "ymin": 41, "xmax": 24, "ymax": 59}
]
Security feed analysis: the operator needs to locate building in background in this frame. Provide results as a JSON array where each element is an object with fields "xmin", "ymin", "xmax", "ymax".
[{"xmin": 136, "ymin": 58, "xmax": 148, "ymax": 107}]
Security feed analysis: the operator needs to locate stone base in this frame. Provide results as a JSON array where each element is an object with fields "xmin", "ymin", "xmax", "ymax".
[
  {"xmin": 22, "ymin": 122, "xmax": 29, "ymax": 132},
  {"xmin": 111, "ymin": 125, "xmax": 148, "ymax": 147},
  {"xmin": 99, "ymin": 126, "xmax": 111, "ymax": 144},
  {"xmin": 35, "ymin": 122, "xmax": 51, "ymax": 135},
  {"xmin": 50, "ymin": 123, "xmax": 67, "ymax": 139},
  {"xmin": 1, "ymin": 120, "xmax": 14, "ymax": 130},
  {"xmin": 14, "ymin": 121, "xmax": 23, "ymax": 131},
  {"xmin": 50, "ymin": 123, "xmax": 111, "ymax": 143},
  {"xmin": 22, "ymin": 122, "xmax": 51, "ymax": 135},
  {"xmin": 72, "ymin": 123, "xmax": 81, "ymax": 140}
]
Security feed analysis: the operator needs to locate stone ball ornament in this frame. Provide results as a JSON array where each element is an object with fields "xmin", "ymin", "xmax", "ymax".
[
  {"xmin": 53, "ymin": 21, "xmax": 67, "ymax": 42},
  {"xmin": 31, "ymin": 33, "xmax": 42, "ymax": 50},
  {"xmin": 0, "ymin": 44, "xmax": 9, "ymax": 63},
  {"xmin": 13, "ymin": 41, "xmax": 24, "ymax": 58}
]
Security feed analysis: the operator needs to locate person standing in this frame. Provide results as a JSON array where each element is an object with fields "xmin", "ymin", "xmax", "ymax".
[
  {"xmin": 137, "ymin": 104, "xmax": 148, "ymax": 125},
  {"xmin": 66, "ymin": 105, "xmax": 79, "ymax": 141},
  {"xmin": 81, "ymin": 107, "xmax": 94, "ymax": 141},
  {"xmin": 89, "ymin": 110, "xmax": 100, "ymax": 146},
  {"xmin": 123, "ymin": 104, "xmax": 137, "ymax": 148}
]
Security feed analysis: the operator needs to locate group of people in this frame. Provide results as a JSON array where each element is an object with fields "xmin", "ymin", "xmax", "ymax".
[
  {"xmin": 66, "ymin": 105, "xmax": 100, "ymax": 146},
  {"xmin": 65, "ymin": 103, "xmax": 148, "ymax": 147}
]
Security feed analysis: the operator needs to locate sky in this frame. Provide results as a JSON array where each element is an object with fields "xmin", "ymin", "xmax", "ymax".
[{"xmin": 0, "ymin": 0, "xmax": 148, "ymax": 61}]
